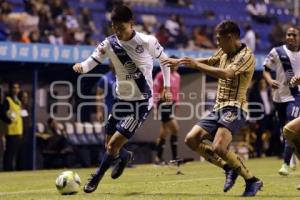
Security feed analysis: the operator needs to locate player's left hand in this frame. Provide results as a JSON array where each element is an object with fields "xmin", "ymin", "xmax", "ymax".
[
  {"xmin": 290, "ymin": 75, "xmax": 300, "ymax": 87},
  {"xmin": 161, "ymin": 87, "xmax": 172, "ymax": 103},
  {"xmin": 180, "ymin": 57, "xmax": 198, "ymax": 69}
]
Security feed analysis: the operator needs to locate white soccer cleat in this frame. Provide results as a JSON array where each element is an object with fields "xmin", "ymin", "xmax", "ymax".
[{"xmin": 278, "ymin": 163, "xmax": 290, "ymax": 176}]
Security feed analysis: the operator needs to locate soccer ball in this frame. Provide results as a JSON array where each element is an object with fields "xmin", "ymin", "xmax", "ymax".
[{"xmin": 55, "ymin": 171, "xmax": 81, "ymax": 195}]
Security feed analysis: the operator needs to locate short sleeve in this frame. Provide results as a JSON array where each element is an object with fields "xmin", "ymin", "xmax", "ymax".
[
  {"xmin": 148, "ymin": 36, "xmax": 164, "ymax": 59},
  {"xmin": 229, "ymin": 50, "xmax": 256, "ymax": 75},
  {"xmin": 207, "ymin": 49, "xmax": 224, "ymax": 66},
  {"xmin": 263, "ymin": 48, "xmax": 279, "ymax": 70}
]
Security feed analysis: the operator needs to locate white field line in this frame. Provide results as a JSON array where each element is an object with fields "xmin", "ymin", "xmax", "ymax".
[{"xmin": 0, "ymin": 174, "xmax": 282, "ymax": 196}]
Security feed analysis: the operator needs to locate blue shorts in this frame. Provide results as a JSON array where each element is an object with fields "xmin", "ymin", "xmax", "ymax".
[
  {"xmin": 157, "ymin": 100, "xmax": 175, "ymax": 123},
  {"xmin": 197, "ymin": 106, "xmax": 247, "ymax": 136},
  {"xmin": 287, "ymin": 96, "xmax": 300, "ymax": 121},
  {"xmin": 105, "ymin": 99, "xmax": 151, "ymax": 139}
]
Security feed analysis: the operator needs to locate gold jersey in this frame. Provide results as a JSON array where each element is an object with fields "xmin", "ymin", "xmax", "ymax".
[{"xmin": 207, "ymin": 44, "xmax": 255, "ymax": 112}]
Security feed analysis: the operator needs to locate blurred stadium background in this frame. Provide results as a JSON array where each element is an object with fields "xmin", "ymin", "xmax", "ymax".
[{"xmin": 0, "ymin": 0, "xmax": 298, "ymax": 182}]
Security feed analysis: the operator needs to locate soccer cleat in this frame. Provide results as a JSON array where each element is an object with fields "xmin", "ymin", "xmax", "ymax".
[
  {"xmin": 223, "ymin": 168, "xmax": 239, "ymax": 192},
  {"xmin": 278, "ymin": 163, "xmax": 290, "ymax": 176},
  {"xmin": 242, "ymin": 177, "xmax": 263, "ymax": 197},
  {"xmin": 297, "ymin": 184, "xmax": 300, "ymax": 190},
  {"xmin": 111, "ymin": 151, "xmax": 133, "ymax": 179},
  {"xmin": 83, "ymin": 173, "xmax": 103, "ymax": 193}
]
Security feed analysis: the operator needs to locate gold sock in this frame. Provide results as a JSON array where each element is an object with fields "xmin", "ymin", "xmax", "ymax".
[
  {"xmin": 196, "ymin": 142, "xmax": 227, "ymax": 169},
  {"xmin": 284, "ymin": 126, "xmax": 300, "ymax": 159},
  {"xmin": 222, "ymin": 151, "xmax": 253, "ymax": 180}
]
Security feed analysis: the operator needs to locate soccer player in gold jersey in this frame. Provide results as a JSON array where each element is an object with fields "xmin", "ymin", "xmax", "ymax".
[{"xmin": 162, "ymin": 20, "xmax": 262, "ymax": 197}]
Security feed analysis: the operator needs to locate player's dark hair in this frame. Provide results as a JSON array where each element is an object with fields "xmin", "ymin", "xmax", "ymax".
[
  {"xmin": 216, "ymin": 20, "xmax": 240, "ymax": 37},
  {"xmin": 287, "ymin": 25, "xmax": 300, "ymax": 33},
  {"xmin": 111, "ymin": 5, "xmax": 133, "ymax": 23}
]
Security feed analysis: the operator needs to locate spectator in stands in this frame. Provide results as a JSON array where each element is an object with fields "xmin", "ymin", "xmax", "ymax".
[
  {"xmin": 248, "ymin": 77, "xmax": 273, "ymax": 157},
  {"xmin": 246, "ymin": 0, "xmax": 271, "ymax": 24},
  {"xmin": 3, "ymin": 6, "xmax": 39, "ymax": 40},
  {"xmin": 192, "ymin": 26, "xmax": 215, "ymax": 49},
  {"xmin": 155, "ymin": 25, "xmax": 171, "ymax": 48},
  {"xmin": 36, "ymin": 118, "xmax": 72, "ymax": 169},
  {"xmin": 79, "ymin": 8, "xmax": 97, "ymax": 34},
  {"xmin": 1, "ymin": 82, "xmax": 23, "ymax": 171},
  {"xmin": 29, "ymin": 30, "xmax": 41, "ymax": 43},
  {"xmin": 176, "ymin": 24, "xmax": 189, "ymax": 49},
  {"xmin": 58, "ymin": 7, "xmax": 79, "ymax": 30},
  {"xmin": 269, "ymin": 19, "xmax": 285, "ymax": 47},
  {"xmin": 10, "ymin": 31, "xmax": 30, "ymax": 43},
  {"xmin": 48, "ymin": 27, "xmax": 64, "ymax": 45},
  {"xmin": 82, "ymin": 33, "xmax": 96, "ymax": 46},
  {"xmin": 38, "ymin": 4, "xmax": 54, "ymax": 40},
  {"xmin": 49, "ymin": 0, "xmax": 68, "ymax": 19},
  {"xmin": 164, "ymin": 14, "xmax": 180, "ymax": 47},
  {"xmin": 18, "ymin": 91, "xmax": 32, "ymax": 170},
  {"xmin": 242, "ymin": 24, "xmax": 256, "ymax": 52}
]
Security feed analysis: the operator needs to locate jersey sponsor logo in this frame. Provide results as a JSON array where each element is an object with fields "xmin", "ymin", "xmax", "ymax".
[
  {"xmin": 124, "ymin": 61, "xmax": 137, "ymax": 73},
  {"xmin": 124, "ymin": 60, "xmax": 143, "ymax": 80},
  {"xmin": 126, "ymin": 72, "xmax": 142, "ymax": 80},
  {"xmin": 135, "ymin": 45, "xmax": 144, "ymax": 54}
]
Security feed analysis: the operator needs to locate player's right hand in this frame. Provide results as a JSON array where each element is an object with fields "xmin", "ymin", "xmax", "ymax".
[
  {"xmin": 73, "ymin": 63, "xmax": 84, "ymax": 73},
  {"xmin": 290, "ymin": 75, "xmax": 300, "ymax": 87},
  {"xmin": 161, "ymin": 58, "xmax": 181, "ymax": 68},
  {"xmin": 268, "ymin": 79, "xmax": 280, "ymax": 89}
]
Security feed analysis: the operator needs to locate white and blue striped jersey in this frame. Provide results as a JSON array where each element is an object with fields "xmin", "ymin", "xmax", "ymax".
[
  {"xmin": 264, "ymin": 45, "xmax": 300, "ymax": 103},
  {"xmin": 80, "ymin": 31, "xmax": 170, "ymax": 105}
]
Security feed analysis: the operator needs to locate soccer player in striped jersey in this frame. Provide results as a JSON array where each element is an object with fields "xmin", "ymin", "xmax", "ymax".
[
  {"xmin": 162, "ymin": 20, "xmax": 262, "ymax": 197},
  {"xmin": 282, "ymin": 75, "xmax": 300, "ymax": 189},
  {"xmin": 263, "ymin": 27, "xmax": 300, "ymax": 176},
  {"xmin": 73, "ymin": 5, "xmax": 171, "ymax": 193}
]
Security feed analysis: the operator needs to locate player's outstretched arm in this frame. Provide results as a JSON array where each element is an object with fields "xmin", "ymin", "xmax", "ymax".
[
  {"xmin": 179, "ymin": 57, "xmax": 234, "ymax": 79},
  {"xmin": 73, "ymin": 57, "xmax": 99, "ymax": 74},
  {"xmin": 161, "ymin": 57, "xmax": 181, "ymax": 68}
]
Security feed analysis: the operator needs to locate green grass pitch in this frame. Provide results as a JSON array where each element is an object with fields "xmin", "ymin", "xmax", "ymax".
[{"xmin": 0, "ymin": 157, "xmax": 300, "ymax": 200}]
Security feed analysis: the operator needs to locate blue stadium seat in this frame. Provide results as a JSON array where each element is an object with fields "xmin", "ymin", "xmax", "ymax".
[
  {"xmin": 93, "ymin": 122, "xmax": 105, "ymax": 144},
  {"xmin": 83, "ymin": 122, "xmax": 99, "ymax": 145},
  {"xmin": 65, "ymin": 122, "xmax": 81, "ymax": 145},
  {"xmin": 74, "ymin": 122, "xmax": 89, "ymax": 145}
]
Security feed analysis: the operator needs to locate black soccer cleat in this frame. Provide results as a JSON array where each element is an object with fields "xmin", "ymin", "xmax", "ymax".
[
  {"xmin": 242, "ymin": 177, "xmax": 263, "ymax": 197},
  {"xmin": 224, "ymin": 168, "xmax": 239, "ymax": 192},
  {"xmin": 83, "ymin": 173, "xmax": 103, "ymax": 193},
  {"xmin": 111, "ymin": 151, "xmax": 133, "ymax": 179}
]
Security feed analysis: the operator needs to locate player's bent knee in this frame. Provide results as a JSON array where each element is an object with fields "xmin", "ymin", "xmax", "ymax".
[
  {"xmin": 106, "ymin": 143, "xmax": 118, "ymax": 155},
  {"xmin": 283, "ymin": 126, "xmax": 296, "ymax": 141},
  {"xmin": 184, "ymin": 136, "xmax": 197, "ymax": 150}
]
